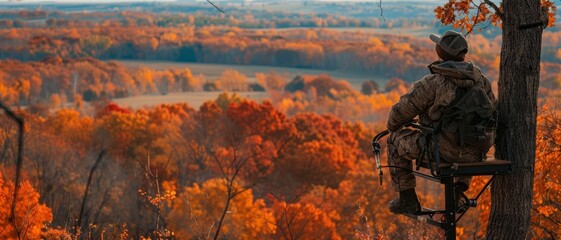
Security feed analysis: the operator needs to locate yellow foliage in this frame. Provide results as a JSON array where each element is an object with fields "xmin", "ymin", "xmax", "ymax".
[
  {"xmin": 42, "ymin": 227, "xmax": 72, "ymax": 240},
  {"xmin": 166, "ymin": 178, "xmax": 276, "ymax": 239},
  {"xmin": 216, "ymin": 69, "xmax": 248, "ymax": 91},
  {"xmin": 368, "ymin": 37, "xmax": 383, "ymax": 46}
]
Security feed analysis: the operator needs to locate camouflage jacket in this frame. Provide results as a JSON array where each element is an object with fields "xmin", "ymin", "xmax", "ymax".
[{"xmin": 387, "ymin": 61, "xmax": 496, "ymax": 161}]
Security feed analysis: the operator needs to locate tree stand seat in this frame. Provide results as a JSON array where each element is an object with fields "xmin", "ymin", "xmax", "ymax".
[
  {"xmin": 422, "ymin": 158, "xmax": 512, "ymax": 176},
  {"xmin": 414, "ymin": 158, "xmax": 512, "ymax": 182},
  {"xmin": 408, "ymin": 158, "xmax": 512, "ymax": 240},
  {"xmin": 372, "ymin": 124, "xmax": 512, "ymax": 240}
]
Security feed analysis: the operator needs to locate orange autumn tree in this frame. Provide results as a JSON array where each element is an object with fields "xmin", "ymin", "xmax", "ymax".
[
  {"xmin": 532, "ymin": 104, "xmax": 561, "ymax": 238},
  {"xmin": 175, "ymin": 99, "xmax": 296, "ymax": 238},
  {"xmin": 434, "ymin": 0, "xmax": 557, "ymax": 238},
  {"xmin": 269, "ymin": 113, "xmax": 358, "ymax": 199},
  {"xmin": 166, "ymin": 178, "xmax": 276, "ymax": 239},
  {"xmin": 96, "ymin": 105, "xmax": 150, "ymax": 160},
  {"xmin": 435, "ymin": 0, "xmax": 556, "ymax": 32},
  {"xmin": 465, "ymin": 104, "xmax": 561, "ymax": 239},
  {"xmin": 224, "ymin": 99, "xmax": 296, "ymax": 184},
  {"xmin": 0, "ymin": 176, "xmax": 53, "ymax": 239},
  {"xmin": 271, "ymin": 200, "xmax": 341, "ymax": 240}
]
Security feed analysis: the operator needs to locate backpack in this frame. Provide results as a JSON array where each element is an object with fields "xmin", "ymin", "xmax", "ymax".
[{"xmin": 437, "ymin": 85, "xmax": 497, "ymax": 150}]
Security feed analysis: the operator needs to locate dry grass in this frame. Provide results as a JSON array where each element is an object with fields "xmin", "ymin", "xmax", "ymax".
[{"xmin": 116, "ymin": 61, "xmax": 388, "ymax": 90}]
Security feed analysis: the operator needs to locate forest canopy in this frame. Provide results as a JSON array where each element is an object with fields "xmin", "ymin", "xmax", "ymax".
[{"xmin": 0, "ymin": 1, "xmax": 560, "ymax": 239}]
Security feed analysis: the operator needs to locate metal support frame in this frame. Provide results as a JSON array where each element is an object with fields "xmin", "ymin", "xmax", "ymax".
[
  {"xmin": 401, "ymin": 171, "xmax": 505, "ymax": 240},
  {"xmin": 443, "ymin": 176, "xmax": 456, "ymax": 240},
  {"xmin": 372, "ymin": 123, "xmax": 512, "ymax": 240}
]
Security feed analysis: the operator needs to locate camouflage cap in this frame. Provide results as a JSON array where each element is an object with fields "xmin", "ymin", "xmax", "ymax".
[{"xmin": 430, "ymin": 30, "xmax": 468, "ymax": 57}]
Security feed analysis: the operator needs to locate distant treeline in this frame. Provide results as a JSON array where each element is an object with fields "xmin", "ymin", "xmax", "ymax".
[
  {"xmin": 0, "ymin": 58, "xmax": 275, "ymax": 107},
  {"xmin": 0, "ymin": 26, "xmax": 478, "ymax": 80},
  {"xmin": 0, "ymin": 56, "xmax": 410, "ymax": 121},
  {"xmin": 1, "ymin": 25, "xmax": 561, "ymax": 95},
  {"xmin": 0, "ymin": 2, "xmax": 441, "ymax": 30},
  {"xmin": 0, "ymin": 10, "xmax": 435, "ymax": 30}
]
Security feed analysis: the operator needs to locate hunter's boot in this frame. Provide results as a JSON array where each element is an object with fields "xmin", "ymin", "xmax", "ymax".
[{"xmin": 388, "ymin": 188, "xmax": 421, "ymax": 214}]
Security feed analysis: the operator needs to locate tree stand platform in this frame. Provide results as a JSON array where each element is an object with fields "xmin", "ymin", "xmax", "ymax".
[{"xmin": 372, "ymin": 124, "xmax": 512, "ymax": 240}]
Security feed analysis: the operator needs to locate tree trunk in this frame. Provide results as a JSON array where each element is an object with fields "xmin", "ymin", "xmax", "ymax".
[{"xmin": 486, "ymin": 1, "xmax": 544, "ymax": 239}]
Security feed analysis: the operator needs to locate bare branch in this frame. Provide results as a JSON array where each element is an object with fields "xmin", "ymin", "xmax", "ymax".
[
  {"xmin": 481, "ymin": 20, "xmax": 494, "ymax": 31},
  {"xmin": 483, "ymin": 0, "xmax": 505, "ymax": 21},
  {"xmin": 465, "ymin": 2, "xmax": 484, "ymax": 36},
  {"xmin": 92, "ymin": 186, "xmax": 113, "ymax": 225},
  {"xmin": 77, "ymin": 150, "xmax": 106, "ymax": 232},
  {"xmin": 378, "ymin": 0, "xmax": 385, "ymax": 21},
  {"xmin": 213, "ymin": 184, "xmax": 232, "ymax": 240},
  {"xmin": 530, "ymin": 222, "xmax": 557, "ymax": 240},
  {"xmin": 0, "ymin": 100, "xmax": 24, "ymax": 238},
  {"xmin": 283, "ymin": 206, "xmax": 295, "ymax": 240},
  {"xmin": 206, "ymin": 0, "xmax": 225, "ymax": 14},
  {"xmin": 208, "ymin": 148, "xmax": 229, "ymax": 181},
  {"xmin": 158, "ymin": 152, "xmax": 173, "ymax": 178}
]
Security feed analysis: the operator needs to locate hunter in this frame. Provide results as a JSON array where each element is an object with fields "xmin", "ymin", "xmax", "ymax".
[{"xmin": 386, "ymin": 30, "xmax": 497, "ymax": 214}]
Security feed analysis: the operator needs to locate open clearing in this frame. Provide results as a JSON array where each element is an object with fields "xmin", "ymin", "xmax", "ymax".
[
  {"xmin": 322, "ymin": 27, "xmax": 434, "ymax": 38},
  {"xmin": 117, "ymin": 60, "xmax": 388, "ymax": 90},
  {"xmin": 115, "ymin": 58, "xmax": 390, "ymax": 109}
]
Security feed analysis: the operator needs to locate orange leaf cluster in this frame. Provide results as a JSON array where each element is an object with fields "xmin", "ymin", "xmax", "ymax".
[
  {"xmin": 435, "ymin": 0, "xmax": 557, "ymax": 31},
  {"xmin": 0, "ymin": 176, "xmax": 53, "ymax": 239}
]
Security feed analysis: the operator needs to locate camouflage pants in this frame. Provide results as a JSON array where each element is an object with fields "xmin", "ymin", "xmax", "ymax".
[{"xmin": 387, "ymin": 128, "xmax": 472, "ymax": 192}]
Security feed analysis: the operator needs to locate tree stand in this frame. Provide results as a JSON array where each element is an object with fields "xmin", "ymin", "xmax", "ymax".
[{"xmin": 372, "ymin": 124, "xmax": 512, "ymax": 240}]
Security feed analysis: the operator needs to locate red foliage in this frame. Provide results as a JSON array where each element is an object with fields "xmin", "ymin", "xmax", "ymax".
[{"xmin": 95, "ymin": 103, "xmax": 130, "ymax": 118}]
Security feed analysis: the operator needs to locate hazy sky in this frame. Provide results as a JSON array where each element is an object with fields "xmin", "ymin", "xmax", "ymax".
[
  {"xmin": 0, "ymin": 0, "xmax": 437, "ymax": 2},
  {"xmin": 0, "ymin": 0, "xmax": 176, "ymax": 2}
]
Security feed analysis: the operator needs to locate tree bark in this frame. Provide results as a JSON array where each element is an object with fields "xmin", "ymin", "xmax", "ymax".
[{"xmin": 486, "ymin": 1, "xmax": 544, "ymax": 239}]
